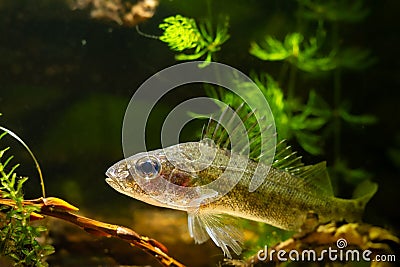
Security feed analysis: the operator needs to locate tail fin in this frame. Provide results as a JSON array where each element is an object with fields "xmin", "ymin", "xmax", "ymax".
[
  {"xmin": 343, "ymin": 180, "xmax": 378, "ymax": 223},
  {"xmin": 352, "ymin": 180, "xmax": 378, "ymax": 212}
]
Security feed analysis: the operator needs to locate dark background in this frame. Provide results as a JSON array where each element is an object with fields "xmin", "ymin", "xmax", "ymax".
[{"xmin": 0, "ymin": 0, "xmax": 398, "ymax": 266}]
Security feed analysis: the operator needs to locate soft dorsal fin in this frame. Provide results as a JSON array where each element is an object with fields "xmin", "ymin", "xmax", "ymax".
[
  {"xmin": 271, "ymin": 141, "xmax": 333, "ymax": 196},
  {"xmin": 292, "ymin": 161, "xmax": 334, "ymax": 196}
]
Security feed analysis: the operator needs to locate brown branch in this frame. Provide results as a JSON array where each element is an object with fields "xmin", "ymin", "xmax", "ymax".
[{"xmin": 0, "ymin": 197, "xmax": 186, "ymax": 267}]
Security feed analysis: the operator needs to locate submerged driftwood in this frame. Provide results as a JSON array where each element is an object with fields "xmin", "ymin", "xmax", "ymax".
[{"xmin": 0, "ymin": 197, "xmax": 185, "ymax": 267}]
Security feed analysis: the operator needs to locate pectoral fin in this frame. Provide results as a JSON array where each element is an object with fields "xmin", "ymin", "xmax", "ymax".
[{"xmin": 187, "ymin": 210, "xmax": 243, "ymax": 258}]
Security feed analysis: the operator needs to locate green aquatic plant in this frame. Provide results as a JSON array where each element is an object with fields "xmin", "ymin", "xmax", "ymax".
[
  {"xmin": 159, "ymin": 15, "xmax": 202, "ymax": 52},
  {"xmin": 0, "ymin": 132, "xmax": 54, "ymax": 266},
  {"xmin": 250, "ymin": 26, "xmax": 373, "ymax": 73},
  {"xmin": 159, "ymin": 15, "xmax": 230, "ymax": 66},
  {"xmin": 249, "ymin": 0, "xmax": 375, "ymax": 164},
  {"xmin": 254, "ymin": 74, "xmax": 331, "ymax": 155},
  {"xmin": 250, "ymin": 28, "xmax": 338, "ymax": 73},
  {"xmin": 160, "ymin": 6, "xmax": 374, "ymax": 158},
  {"xmin": 205, "ymin": 74, "xmax": 331, "ymax": 155}
]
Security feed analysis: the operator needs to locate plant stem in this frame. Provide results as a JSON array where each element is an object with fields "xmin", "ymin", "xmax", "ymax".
[
  {"xmin": 332, "ymin": 22, "xmax": 341, "ymax": 166},
  {"xmin": 287, "ymin": 62, "xmax": 297, "ymax": 103},
  {"xmin": 278, "ymin": 61, "xmax": 289, "ymax": 88}
]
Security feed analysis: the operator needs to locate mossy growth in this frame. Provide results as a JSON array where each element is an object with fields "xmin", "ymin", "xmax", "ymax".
[{"xmin": 0, "ymin": 131, "xmax": 54, "ymax": 266}]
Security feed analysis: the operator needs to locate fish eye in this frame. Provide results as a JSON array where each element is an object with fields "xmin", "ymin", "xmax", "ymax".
[{"xmin": 135, "ymin": 156, "xmax": 161, "ymax": 179}]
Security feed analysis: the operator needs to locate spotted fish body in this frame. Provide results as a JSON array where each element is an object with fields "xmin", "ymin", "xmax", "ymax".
[{"xmin": 106, "ymin": 140, "xmax": 378, "ymax": 258}]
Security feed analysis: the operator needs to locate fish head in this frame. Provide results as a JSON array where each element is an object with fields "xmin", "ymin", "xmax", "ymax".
[
  {"xmin": 105, "ymin": 150, "xmax": 167, "ymax": 208},
  {"xmin": 105, "ymin": 142, "xmax": 217, "ymax": 210}
]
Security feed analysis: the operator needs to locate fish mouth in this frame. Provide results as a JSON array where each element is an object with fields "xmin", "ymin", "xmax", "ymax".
[
  {"xmin": 105, "ymin": 177, "xmax": 115, "ymax": 186},
  {"xmin": 105, "ymin": 166, "xmax": 116, "ymax": 179},
  {"xmin": 105, "ymin": 177, "xmax": 126, "ymax": 194},
  {"xmin": 105, "ymin": 166, "xmax": 115, "ymax": 185}
]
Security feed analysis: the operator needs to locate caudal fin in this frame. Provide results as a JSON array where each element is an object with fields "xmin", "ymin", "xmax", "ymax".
[
  {"xmin": 343, "ymin": 180, "xmax": 377, "ymax": 223},
  {"xmin": 352, "ymin": 180, "xmax": 378, "ymax": 214}
]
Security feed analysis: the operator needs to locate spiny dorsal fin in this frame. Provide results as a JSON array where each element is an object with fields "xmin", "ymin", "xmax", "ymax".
[
  {"xmin": 201, "ymin": 104, "xmax": 275, "ymax": 164},
  {"xmin": 201, "ymin": 103, "xmax": 250, "ymax": 150},
  {"xmin": 200, "ymin": 102, "xmax": 332, "ymax": 194},
  {"xmin": 272, "ymin": 140, "xmax": 333, "ymax": 196}
]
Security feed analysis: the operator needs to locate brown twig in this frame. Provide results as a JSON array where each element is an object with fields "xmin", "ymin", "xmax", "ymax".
[{"xmin": 0, "ymin": 197, "xmax": 186, "ymax": 267}]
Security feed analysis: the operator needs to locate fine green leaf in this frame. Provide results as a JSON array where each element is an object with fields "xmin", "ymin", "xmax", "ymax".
[
  {"xmin": 0, "ymin": 129, "xmax": 54, "ymax": 266},
  {"xmin": 250, "ymin": 29, "xmax": 338, "ymax": 73},
  {"xmin": 339, "ymin": 107, "xmax": 377, "ymax": 125},
  {"xmin": 159, "ymin": 15, "xmax": 230, "ymax": 66}
]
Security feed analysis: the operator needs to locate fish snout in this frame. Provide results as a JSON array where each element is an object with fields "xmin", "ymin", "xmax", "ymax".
[
  {"xmin": 105, "ymin": 163, "xmax": 130, "ymax": 180},
  {"xmin": 105, "ymin": 164, "xmax": 131, "ymax": 191}
]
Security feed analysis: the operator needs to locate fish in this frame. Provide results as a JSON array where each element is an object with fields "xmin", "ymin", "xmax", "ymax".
[{"xmin": 105, "ymin": 106, "xmax": 378, "ymax": 258}]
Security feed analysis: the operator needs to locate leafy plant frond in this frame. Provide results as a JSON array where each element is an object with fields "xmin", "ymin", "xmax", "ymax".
[
  {"xmin": 251, "ymin": 74, "xmax": 331, "ymax": 155},
  {"xmin": 250, "ymin": 29, "xmax": 338, "ymax": 73},
  {"xmin": 202, "ymin": 74, "xmax": 331, "ymax": 155},
  {"xmin": 339, "ymin": 105, "xmax": 377, "ymax": 125},
  {"xmin": 0, "ymin": 140, "xmax": 54, "ymax": 266},
  {"xmin": 159, "ymin": 15, "xmax": 202, "ymax": 52},
  {"xmin": 159, "ymin": 15, "xmax": 230, "ymax": 67}
]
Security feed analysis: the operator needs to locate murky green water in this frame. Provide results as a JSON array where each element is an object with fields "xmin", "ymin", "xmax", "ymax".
[{"xmin": 0, "ymin": 0, "xmax": 399, "ymax": 266}]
